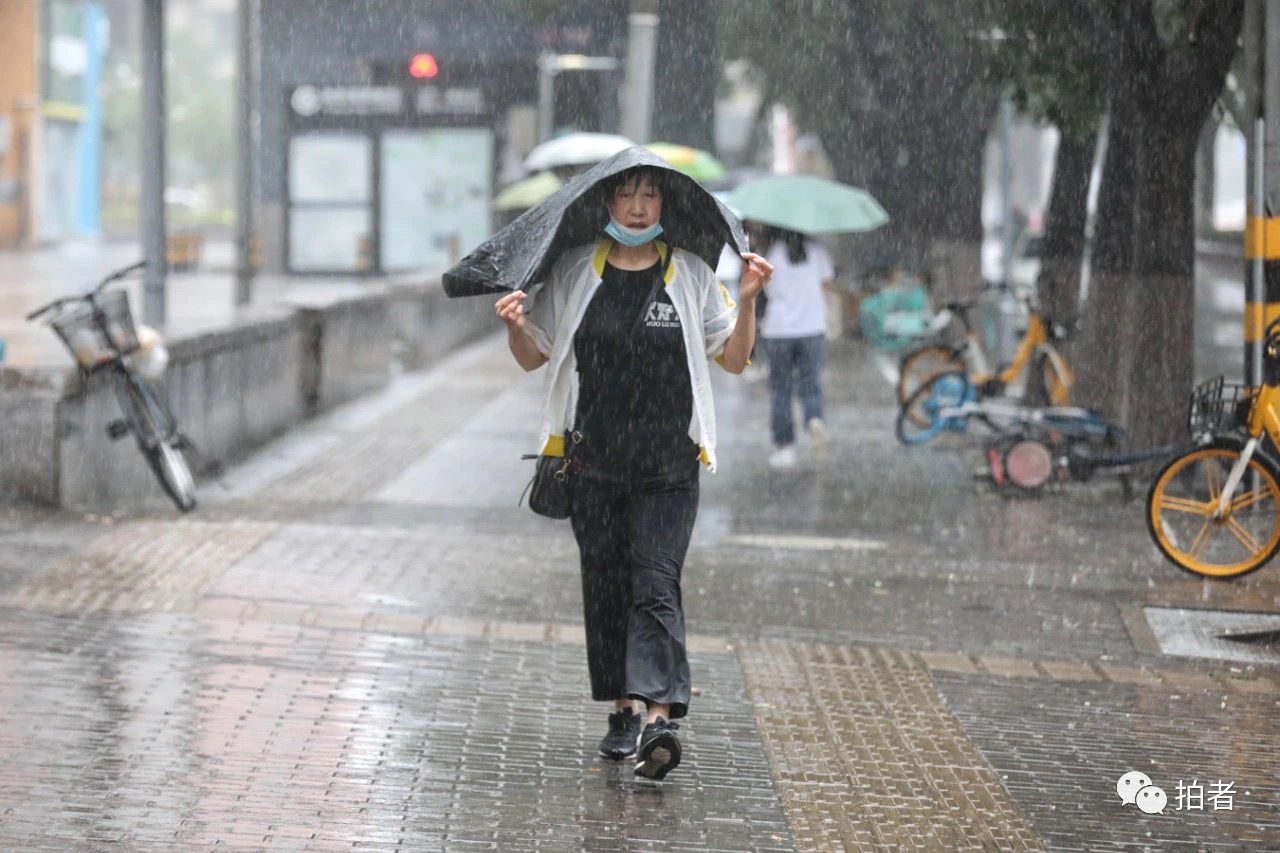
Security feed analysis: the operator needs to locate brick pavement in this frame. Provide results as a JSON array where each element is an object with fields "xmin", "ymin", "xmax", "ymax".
[
  {"xmin": 0, "ymin": 334, "xmax": 1277, "ymax": 849},
  {"xmin": 933, "ymin": 671, "xmax": 1280, "ymax": 850},
  {"xmin": 0, "ymin": 608, "xmax": 791, "ymax": 851},
  {"xmin": 1, "ymin": 518, "xmax": 278, "ymax": 613}
]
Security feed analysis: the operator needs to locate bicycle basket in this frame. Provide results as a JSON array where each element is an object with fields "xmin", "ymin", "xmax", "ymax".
[
  {"xmin": 48, "ymin": 289, "xmax": 140, "ymax": 369},
  {"xmin": 1187, "ymin": 376, "xmax": 1253, "ymax": 434}
]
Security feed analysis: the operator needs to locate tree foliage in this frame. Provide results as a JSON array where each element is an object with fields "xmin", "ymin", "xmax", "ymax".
[
  {"xmin": 978, "ymin": 0, "xmax": 1106, "ymax": 141},
  {"xmin": 719, "ymin": 0, "xmax": 999, "ymax": 272},
  {"xmin": 978, "ymin": 0, "xmax": 1242, "ymax": 446},
  {"xmin": 721, "ymin": 0, "xmax": 1242, "ymax": 447}
]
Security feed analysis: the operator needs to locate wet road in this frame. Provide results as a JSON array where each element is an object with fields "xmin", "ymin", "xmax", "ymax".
[{"xmin": 0, "ymin": 332, "xmax": 1276, "ymax": 849}]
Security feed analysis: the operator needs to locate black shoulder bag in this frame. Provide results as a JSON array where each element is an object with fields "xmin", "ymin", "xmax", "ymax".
[{"xmin": 521, "ymin": 252, "xmax": 670, "ymax": 519}]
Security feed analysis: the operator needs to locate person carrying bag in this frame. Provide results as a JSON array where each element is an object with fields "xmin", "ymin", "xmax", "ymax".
[
  {"xmin": 521, "ymin": 253, "xmax": 672, "ymax": 520},
  {"xmin": 493, "ymin": 160, "xmax": 772, "ymax": 783}
]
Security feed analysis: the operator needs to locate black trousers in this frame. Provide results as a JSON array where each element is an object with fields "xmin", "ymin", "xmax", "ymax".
[{"xmin": 569, "ymin": 455, "xmax": 699, "ymax": 720}]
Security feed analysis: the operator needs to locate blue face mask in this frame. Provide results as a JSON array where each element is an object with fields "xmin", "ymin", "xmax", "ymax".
[{"xmin": 605, "ymin": 216, "xmax": 664, "ymax": 247}]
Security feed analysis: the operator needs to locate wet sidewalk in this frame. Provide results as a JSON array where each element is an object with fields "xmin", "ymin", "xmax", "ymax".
[{"xmin": 0, "ymin": 332, "xmax": 1276, "ymax": 849}]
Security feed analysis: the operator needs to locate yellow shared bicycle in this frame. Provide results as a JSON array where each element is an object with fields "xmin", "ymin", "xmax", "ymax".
[
  {"xmin": 897, "ymin": 291, "xmax": 1074, "ymax": 427},
  {"xmin": 1147, "ymin": 318, "xmax": 1280, "ymax": 578}
]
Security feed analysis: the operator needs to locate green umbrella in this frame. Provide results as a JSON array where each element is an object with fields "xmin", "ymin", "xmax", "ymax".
[
  {"xmin": 644, "ymin": 142, "xmax": 727, "ymax": 183},
  {"xmin": 494, "ymin": 171, "xmax": 562, "ymax": 211},
  {"xmin": 726, "ymin": 174, "xmax": 889, "ymax": 234}
]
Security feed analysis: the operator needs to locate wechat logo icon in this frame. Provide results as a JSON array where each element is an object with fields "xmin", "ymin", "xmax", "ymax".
[{"xmin": 1117, "ymin": 770, "xmax": 1167, "ymax": 815}]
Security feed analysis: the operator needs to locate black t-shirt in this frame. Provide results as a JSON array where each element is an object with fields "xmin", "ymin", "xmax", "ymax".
[{"xmin": 572, "ymin": 260, "xmax": 696, "ymax": 475}]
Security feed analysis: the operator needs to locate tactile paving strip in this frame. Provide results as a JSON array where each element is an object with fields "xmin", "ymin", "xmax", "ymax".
[{"xmin": 737, "ymin": 639, "xmax": 1044, "ymax": 851}]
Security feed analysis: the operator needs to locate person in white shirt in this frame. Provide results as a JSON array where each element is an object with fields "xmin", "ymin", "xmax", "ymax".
[
  {"xmin": 752, "ymin": 224, "xmax": 835, "ymax": 471},
  {"xmin": 494, "ymin": 166, "xmax": 773, "ymax": 781}
]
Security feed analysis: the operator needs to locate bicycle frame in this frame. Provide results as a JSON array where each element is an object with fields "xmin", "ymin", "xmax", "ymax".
[
  {"xmin": 111, "ymin": 362, "xmax": 176, "ymax": 447},
  {"xmin": 932, "ymin": 397, "xmax": 1100, "ymax": 432},
  {"xmin": 1209, "ymin": 383, "xmax": 1280, "ymax": 518},
  {"xmin": 988, "ymin": 313, "xmax": 1072, "ymax": 395},
  {"xmin": 930, "ymin": 299, "xmax": 1072, "ymax": 399},
  {"xmin": 916, "ymin": 302, "xmax": 994, "ymax": 378}
]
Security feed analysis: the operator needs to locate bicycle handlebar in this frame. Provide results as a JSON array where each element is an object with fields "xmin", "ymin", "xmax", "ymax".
[
  {"xmin": 25, "ymin": 261, "xmax": 147, "ymax": 321},
  {"xmin": 98, "ymin": 260, "xmax": 146, "ymax": 289}
]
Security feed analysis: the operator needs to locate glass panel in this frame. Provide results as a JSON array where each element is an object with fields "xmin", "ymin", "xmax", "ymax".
[
  {"xmin": 288, "ymin": 207, "xmax": 371, "ymax": 271},
  {"xmin": 380, "ymin": 128, "xmax": 493, "ymax": 272},
  {"xmin": 289, "ymin": 133, "xmax": 371, "ymax": 204},
  {"xmin": 38, "ymin": 121, "xmax": 80, "ymax": 241},
  {"xmin": 44, "ymin": 0, "xmax": 88, "ymax": 106}
]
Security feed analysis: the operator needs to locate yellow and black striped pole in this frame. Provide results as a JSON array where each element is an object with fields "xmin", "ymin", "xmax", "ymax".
[
  {"xmin": 1244, "ymin": 208, "xmax": 1280, "ymax": 382},
  {"xmin": 1244, "ymin": 0, "xmax": 1280, "ymax": 385}
]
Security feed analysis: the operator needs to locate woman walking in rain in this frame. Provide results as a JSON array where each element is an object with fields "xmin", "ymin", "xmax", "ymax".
[
  {"xmin": 750, "ymin": 224, "xmax": 835, "ymax": 471},
  {"xmin": 493, "ymin": 163, "xmax": 771, "ymax": 781}
]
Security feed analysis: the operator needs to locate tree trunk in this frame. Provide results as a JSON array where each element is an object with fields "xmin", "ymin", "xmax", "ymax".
[
  {"xmin": 1076, "ymin": 89, "xmax": 1138, "ymax": 431},
  {"xmin": 1074, "ymin": 1, "xmax": 1243, "ymax": 450},
  {"xmin": 925, "ymin": 99, "xmax": 992, "ymax": 301},
  {"xmin": 1079, "ymin": 101, "xmax": 1200, "ymax": 450},
  {"xmin": 1123, "ymin": 118, "xmax": 1199, "ymax": 450},
  {"xmin": 821, "ymin": 117, "xmax": 916, "ymax": 273},
  {"xmin": 820, "ymin": 88, "xmax": 992, "ymax": 295},
  {"xmin": 1038, "ymin": 130, "xmax": 1093, "ymax": 328}
]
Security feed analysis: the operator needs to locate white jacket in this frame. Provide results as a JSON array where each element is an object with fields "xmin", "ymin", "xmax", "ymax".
[{"xmin": 524, "ymin": 238, "xmax": 739, "ymax": 472}]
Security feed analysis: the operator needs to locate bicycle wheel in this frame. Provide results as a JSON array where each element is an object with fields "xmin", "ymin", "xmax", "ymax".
[
  {"xmin": 896, "ymin": 370, "xmax": 971, "ymax": 446},
  {"xmin": 120, "ymin": 374, "xmax": 197, "ymax": 512},
  {"xmin": 1146, "ymin": 441, "xmax": 1280, "ymax": 578},
  {"xmin": 897, "ymin": 344, "xmax": 963, "ymax": 423}
]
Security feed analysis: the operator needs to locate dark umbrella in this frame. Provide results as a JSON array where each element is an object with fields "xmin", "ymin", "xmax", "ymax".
[{"xmin": 443, "ymin": 147, "xmax": 747, "ymax": 297}]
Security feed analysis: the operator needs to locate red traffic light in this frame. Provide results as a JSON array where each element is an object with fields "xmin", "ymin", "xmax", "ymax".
[{"xmin": 409, "ymin": 53, "xmax": 439, "ymax": 79}]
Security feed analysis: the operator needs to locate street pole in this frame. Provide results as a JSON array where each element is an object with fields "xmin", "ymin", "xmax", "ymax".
[
  {"xmin": 999, "ymin": 96, "xmax": 1015, "ymax": 288},
  {"xmin": 537, "ymin": 53, "xmax": 554, "ymax": 143},
  {"xmin": 1244, "ymin": 0, "xmax": 1280, "ymax": 387},
  {"xmin": 1263, "ymin": 0, "xmax": 1280, "ymax": 368},
  {"xmin": 234, "ymin": 0, "xmax": 255, "ymax": 305},
  {"xmin": 997, "ymin": 95, "xmax": 1017, "ymax": 363},
  {"xmin": 140, "ymin": 0, "xmax": 166, "ymax": 326},
  {"xmin": 537, "ymin": 54, "xmax": 622, "ymax": 143},
  {"xmin": 621, "ymin": 0, "xmax": 658, "ymax": 143},
  {"xmin": 1244, "ymin": 0, "xmax": 1262, "ymax": 385},
  {"xmin": 1252, "ymin": 115, "xmax": 1267, "ymax": 387}
]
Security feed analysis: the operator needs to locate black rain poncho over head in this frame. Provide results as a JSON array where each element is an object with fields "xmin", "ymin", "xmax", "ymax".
[{"xmin": 443, "ymin": 147, "xmax": 747, "ymax": 298}]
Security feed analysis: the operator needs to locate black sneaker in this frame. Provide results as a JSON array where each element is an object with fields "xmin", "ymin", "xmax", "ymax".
[
  {"xmin": 599, "ymin": 708, "xmax": 643, "ymax": 760},
  {"xmin": 633, "ymin": 717, "xmax": 681, "ymax": 780}
]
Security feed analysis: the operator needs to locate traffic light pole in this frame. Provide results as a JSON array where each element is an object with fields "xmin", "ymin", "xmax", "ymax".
[
  {"xmin": 536, "ymin": 54, "xmax": 622, "ymax": 143},
  {"xmin": 537, "ymin": 54, "xmax": 555, "ymax": 143},
  {"xmin": 620, "ymin": 0, "xmax": 658, "ymax": 143},
  {"xmin": 140, "ymin": 0, "xmax": 167, "ymax": 326}
]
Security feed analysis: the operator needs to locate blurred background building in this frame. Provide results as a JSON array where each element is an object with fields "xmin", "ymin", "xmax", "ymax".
[
  {"xmin": 0, "ymin": 0, "xmax": 1252, "ymax": 281},
  {"xmin": 0, "ymin": 0, "xmax": 108, "ymax": 248},
  {"xmin": 257, "ymin": 0, "xmax": 626, "ymax": 275}
]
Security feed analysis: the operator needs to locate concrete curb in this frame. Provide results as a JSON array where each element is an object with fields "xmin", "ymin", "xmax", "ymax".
[{"xmin": 0, "ymin": 276, "xmax": 494, "ymax": 513}]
